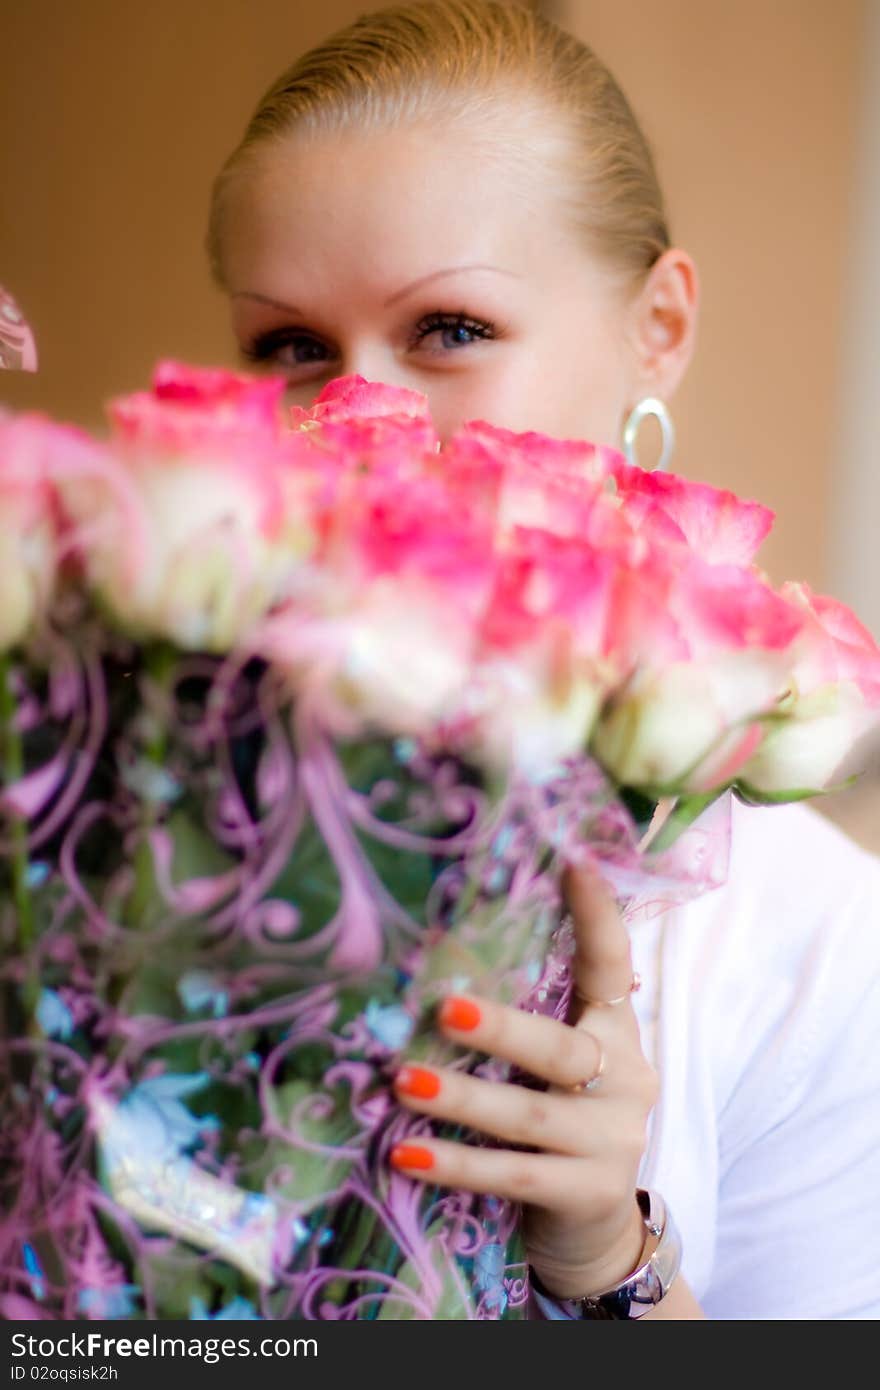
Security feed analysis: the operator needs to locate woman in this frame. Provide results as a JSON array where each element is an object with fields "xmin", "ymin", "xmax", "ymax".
[{"xmin": 204, "ymin": 0, "xmax": 880, "ymax": 1318}]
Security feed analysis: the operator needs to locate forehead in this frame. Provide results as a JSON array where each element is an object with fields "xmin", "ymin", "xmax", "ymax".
[{"xmin": 220, "ymin": 122, "xmax": 580, "ymax": 293}]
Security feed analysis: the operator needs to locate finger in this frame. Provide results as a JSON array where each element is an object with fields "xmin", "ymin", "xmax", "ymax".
[
  {"xmin": 391, "ymin": 1058, "xmax": 610, "ymax": 1156},
  {"xmin": 436, "ymin": 993, "xmax": 608, "ymax": 1088},
  {"xmin": 388, "ymin": 1134, "xmax": 613, "ymax": 1214},
  {"xmin": 562, "ymin": 861, "xmax": 637, "ymax": 1013}
]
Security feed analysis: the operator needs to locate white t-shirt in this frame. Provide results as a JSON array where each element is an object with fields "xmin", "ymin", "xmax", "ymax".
[{"xmin": 629, "ymin": 795, "xmax": 880, "ymax": 1319}]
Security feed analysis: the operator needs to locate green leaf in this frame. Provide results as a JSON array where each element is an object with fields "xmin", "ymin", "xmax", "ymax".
[
  {"xmin": 734, "ymin": 776, "xmax": 856, "ymax": 806},
  {"xmin": 354, "ymin": 828, "xmax": 437, "ymax": 926},
  {"xmin": 165, "ymin": 808, "xmax": 237, "ymax": 882},
  {"xmin": 265, "ymin": 814, "xmax": 341, "ymax": 944},
  {"xmin": 376, "ymin": 1220, "xmax": 473, "ymax": 1319},
  {"xmin": 238, "ymin": 1080, "xmax": 358, "ymax": 1206},
  {"xmin": 140, "ymin": 1242, "xmax": 239, "ymax": 1320}
]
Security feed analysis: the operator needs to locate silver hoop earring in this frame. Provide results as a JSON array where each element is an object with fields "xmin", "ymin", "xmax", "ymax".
[{"xmin": 621, "ymin": 396, "xmax": 675, "ymax": 472}]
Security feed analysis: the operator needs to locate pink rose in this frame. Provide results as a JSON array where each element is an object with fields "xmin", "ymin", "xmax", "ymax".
[
  {"xmin": 447, "ymin": 418, "xmax": 608, "ymax": 476},
  {"xmin": 591, "ymin": 559, "xmax": 805, "ymax": 794},
  {"xmin": 61, "ymin": 363, "xmax": 304, "ymax": 651},
  {"xmin": 318, "ymin": 467, "xmax": 492, "ymax": 603},
  {"xmin": 291, "ymin": 373, "xmax": 433, "ymax": 425},
  {"xmin": 606, "ymin": 453, "xmax": 775, "ymax": 566},
  {"xmin": 442, "ymin": 420, "xmax": 622, "ymax": 544},
  {"xmin": 457, "ymin": 531, "xmax": 681, "ymax": 777},
  {"xmin": 0, "ymin": 412, "xmax": 116, "ymax": 650},
  {"xmin": 260, "ymin": 460, "xmax": 496, "ymax": 738},
  {"xmin": 263, "ymin": 578, "xmax": 480, "ymax": 740},
  {"xmin": 737, "ymin": 581, "xmax": 880, "ymax": 796},
  {"xmin": 289, "ymin": 374, "xmax": 439, "ymax": 456},
  {"xmin": 445, "ymin": 419, "xmax": 774, "ymax": 566},
  {"xmin": 110, "ymin": 359, "xmax": 288, "ymax": 447},
  {"xmin": 0, "ymin": 413, "xmax": 62, "ymax": 649}
]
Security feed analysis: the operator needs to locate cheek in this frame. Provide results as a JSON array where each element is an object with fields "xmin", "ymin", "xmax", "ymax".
[
  {"xmin": 534, "ymin": 319, "xmax": 630, "ymax": 446},
  {"xmin": 535, "ymin": 384, "xmax": 625, "ymax": 450},
  {"xmin": 442, "ymin": 346, "xmax": 625, "ymax": 450}
]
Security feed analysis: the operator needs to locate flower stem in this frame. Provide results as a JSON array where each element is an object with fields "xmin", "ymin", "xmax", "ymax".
[
  {"xmin": 646, "ymin": 788, "xmax": 725, "ymax": 854},
  {"xmin": 127, "ymin": 642, "xmax": 176, "ymax": 928},
  {"xmin": 0, "ymin": 652, "xmax": 38, "ymax": 1013}
]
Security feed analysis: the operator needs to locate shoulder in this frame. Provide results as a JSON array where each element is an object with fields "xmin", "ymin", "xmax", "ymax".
[
  {"xmin": 726, "ymin": 793, "xmax": 880, "ymax": 907},
  {"xmin": 652, "ymin": 796, "xmax": 880, "ymax": 1150},
  {"xmin": 645, "ymin": 800, "xmax": 880, "ymax": 1317},
  {"xmin": 670, "ymin": 795, "xmax": 880, "ymax": 987},
  {"xmin": 693, "ymin": 802, "xmax": 880, "ymax": 1317}
]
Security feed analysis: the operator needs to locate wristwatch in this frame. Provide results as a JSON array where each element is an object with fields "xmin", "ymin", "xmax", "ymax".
[{"xmin": 528, "ymin": 1189, "xmax": 682, "ymax": 1320}]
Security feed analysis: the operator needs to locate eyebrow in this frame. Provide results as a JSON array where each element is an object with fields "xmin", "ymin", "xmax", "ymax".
[
  {"xmin": 231, "ymin": 264, "xmax": 520, "ymax": 316},
  {"xmin": 384, "ymin": 264, "xmax": 519, "ymax": 306}
]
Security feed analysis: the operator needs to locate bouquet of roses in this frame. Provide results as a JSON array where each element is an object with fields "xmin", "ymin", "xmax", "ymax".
[{"xmin": 1, "ymin": 360, "xmax": 878, "ymax": 1321}]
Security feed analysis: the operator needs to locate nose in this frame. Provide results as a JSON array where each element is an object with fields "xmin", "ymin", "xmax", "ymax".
[{"xmin": 340, "ymin": 344, "xmax": 410, "ymax": 392}]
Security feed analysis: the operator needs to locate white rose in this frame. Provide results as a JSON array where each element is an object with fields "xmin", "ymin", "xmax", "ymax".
[
  {"xmin": 592, "ymin": 652, "xmax": 789, "ymax": 794},
  {"xmin": 737, "ymin": 681, "xmax": 878, "ymax": 796}
]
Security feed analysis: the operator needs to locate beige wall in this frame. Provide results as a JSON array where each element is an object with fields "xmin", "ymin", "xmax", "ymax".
[
  {"xmin": 0, "ymin": 0, "xmax": 869, "ymax": 599},
  {"xmin": 0, "ymin": 0, "xmax": 372, "ymax": 427},
  {"xmin": 828, "ymin": 0, "xmax": 880, "ymax": 640}
]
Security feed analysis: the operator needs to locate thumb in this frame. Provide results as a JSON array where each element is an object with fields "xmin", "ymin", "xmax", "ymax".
[{"xmin": 561, "ymin": 860, "xmax": 636, "ymax": 1020}]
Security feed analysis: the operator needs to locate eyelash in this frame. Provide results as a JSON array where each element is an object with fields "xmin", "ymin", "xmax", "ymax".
[{"xmin": 240, "ymin": 311, "xmax": 498, "ymax": 370}]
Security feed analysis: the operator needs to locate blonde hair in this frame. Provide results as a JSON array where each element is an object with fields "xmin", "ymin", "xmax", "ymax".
[{"xmin": 205, "ymin": 0, "xmax": 671, "ymax": 296}]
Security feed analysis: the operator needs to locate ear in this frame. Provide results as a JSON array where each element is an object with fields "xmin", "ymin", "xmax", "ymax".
[{"xmin": 623, "ymin": 248, "xmax": 700, "ymax": 405}]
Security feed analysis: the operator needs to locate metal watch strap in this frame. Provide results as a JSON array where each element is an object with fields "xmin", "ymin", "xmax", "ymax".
[{"xmin": 528, "ymin": 1189, "xmax": 682, "ymax": 1320}]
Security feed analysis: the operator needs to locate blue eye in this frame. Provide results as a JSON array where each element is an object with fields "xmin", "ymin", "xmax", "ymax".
[
  {"xmin": 412, "ymin": 312, "xmax": 496, "ymax": 351},
  {"xmin": 240, "ymin": 331, "xmax": 328, "ymax": 368},
  {"xmin": 239, "ymin": 311, "xmax": 497, "ymax": 373}
]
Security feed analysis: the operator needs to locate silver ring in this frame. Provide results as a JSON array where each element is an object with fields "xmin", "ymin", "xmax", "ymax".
[
  {"xmin": 578, "ymin": 972, "xmax": 641, "ymax": 1009},
  {"xmin": 570, "ymin": 1038, "xmax": 606, "ymax": 1095}
]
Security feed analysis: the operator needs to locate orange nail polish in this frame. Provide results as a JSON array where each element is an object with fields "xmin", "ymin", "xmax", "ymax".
[
  {"xmin": 390, "ymin": 1143, "xmax": 435, "ymax": 1171},
  {"xmin": 439, "ymin": 995, "xmax": 482, "ymax": 1031},
  {"xmin": 394, "ymin": 1065, "xmax": 441, "ymax": 1100}
]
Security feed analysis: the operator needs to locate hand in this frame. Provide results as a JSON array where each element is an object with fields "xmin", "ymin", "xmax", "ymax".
[{"xmin": 388, "ymin": 861, "xmax": 660, "ymax": 1299}]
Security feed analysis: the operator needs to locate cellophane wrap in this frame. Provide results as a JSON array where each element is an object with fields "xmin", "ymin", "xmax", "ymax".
[
  {"xmin": 0, "ymin": 614, "xmax": 729, "ymax": 1321},
  {"xmin": 0, "ymin": 286, "xmax": 38, "ymax": 373}
]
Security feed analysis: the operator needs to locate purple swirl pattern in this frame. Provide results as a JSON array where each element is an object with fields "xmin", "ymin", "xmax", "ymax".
[{"xmin": 0, "ymin": 616, "xmax": 729, "ymax": 1320}]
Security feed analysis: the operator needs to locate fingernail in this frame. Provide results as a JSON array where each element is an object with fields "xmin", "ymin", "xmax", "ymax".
[
  {"xmin": 438, "ymin": 995, "xmax": 482, "ymax": 1031},
  {"xmin": 390, "ymin": 1143, "xmax": 435, "ymax": 1171},
  {"xmin": 394, "ymin": 1065, "xmax": 441, "ymax": 1100}
]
